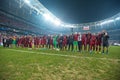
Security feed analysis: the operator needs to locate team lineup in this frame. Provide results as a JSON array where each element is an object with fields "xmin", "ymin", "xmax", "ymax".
[
  {"xmin": 0, "ymin": 0, "xmax": 120, "ymax": 80},
  {"xmin": 2, "ymin": 30, "xmax": 109, "ymax": 54}
]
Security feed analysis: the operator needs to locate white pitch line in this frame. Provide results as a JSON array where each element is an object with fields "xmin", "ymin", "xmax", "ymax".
[{"xmin": 6, "ymin": 49, "xmax": 120, "ymax": 61}]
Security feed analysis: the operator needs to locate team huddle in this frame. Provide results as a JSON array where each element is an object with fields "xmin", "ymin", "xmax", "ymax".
[{"xmin": 2, "ymin": 30, "xmax": 109, "ymax": 54}]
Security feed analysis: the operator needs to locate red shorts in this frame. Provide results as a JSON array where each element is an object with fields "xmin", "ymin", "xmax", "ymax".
[
  {"xmin": 62, "ymin": 42, "xmax": 67, "ymax": 46},
  {"xmin": 82, "ymin": 41, "xmax": 86, "ymax": 45}
]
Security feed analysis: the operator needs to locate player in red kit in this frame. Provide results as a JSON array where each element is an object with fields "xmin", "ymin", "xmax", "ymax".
[
  {"xmin": 29, "ymin": 36, "xmax": 32, "ymax": 48},
  {"xmin": 63, "ymin": 35, "xmax": 67, "ymax": 51},
  {"xmin": 86, "ymin": 32, "xmax": 92, "ymax": 51},
  {"xmin": 36, "ymin": 37, "xmax": 39, "ymax": 47},
  {"xmin": 18, "ymin": 36, "xmax": 22, "ymax": 47},
  {"xmin": 43, "ymin": 35, "xmax": 46, "ymax": 48},
  {"xmin": 50, "ymin": 35, "xmax": 53, "ymax": 49},
  {"xmin": 82, "ymin": 32, "xmax": 87, "ymax": 52},
  {"xmin": 96, "ymin": 32, "xmax": 102, "ymax": 53},
  {"xmin": 41, "ymin": 37, "xmax": 44, "ymax": 48},
  {"xmin": 23, "ymin": 36, "xmax": 27, "ymax": 47},
  {"xmin": 21, "ymin": 36, "xmax": 24, "ymax": 48},
  {"xmin": 34, "ymin": 37, "xmax": 37, "ymax": 48},
  {"xmin": 90, "ymin": 33, "xmax": 97, "ymax": 54},
  {"xmin": 73, "ymin": 32, "xmax": 78, "ymax": 51},
  {"xmin": 26, "ymin": 36, "xmax": 30, "ymax": 47},
  {"xmin": 39, "ymin": 37, "xmax": 42, "ymax": 48}
]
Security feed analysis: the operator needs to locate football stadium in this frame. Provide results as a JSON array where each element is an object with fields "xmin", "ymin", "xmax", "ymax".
[{"xmin": 0, "ymin": 0, "xmax": 120, "ymax": 80}]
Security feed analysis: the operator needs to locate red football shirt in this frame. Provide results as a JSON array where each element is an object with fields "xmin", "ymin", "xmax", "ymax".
[{"xmin": 74, "ymin": 34, "xmax": 78, "ymax": 41}]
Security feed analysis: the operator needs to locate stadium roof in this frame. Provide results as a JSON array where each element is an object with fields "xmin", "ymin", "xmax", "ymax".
[
  {"xmin": 0, "ymin": 0, "xmax": 120, "ymax": 29},
  {"xmin": 21, "ymin": 0, "xmax": 120, "ymax": 28},
  {"xmin": 39, "ymin": 0, "xmax": 120, "ymax": 24}
]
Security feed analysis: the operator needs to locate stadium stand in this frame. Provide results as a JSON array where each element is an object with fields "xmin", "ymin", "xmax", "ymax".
[{"xmin": 0, "ymin": 0, "xmax": 120, "ymax": 44}]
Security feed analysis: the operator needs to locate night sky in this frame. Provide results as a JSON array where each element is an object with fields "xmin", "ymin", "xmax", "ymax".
[{"xmin": 39, "ymin": 0, "xmax": 120, "ymax": 24}]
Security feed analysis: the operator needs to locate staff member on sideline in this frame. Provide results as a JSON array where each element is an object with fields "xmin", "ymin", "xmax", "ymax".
[
  {"xmin": 78, "ymin": 32, "xmax": 82, "ymax": 52},
  {"xmin": 102, "ymin": 32, "xmax": 109, "ymax": 54}
]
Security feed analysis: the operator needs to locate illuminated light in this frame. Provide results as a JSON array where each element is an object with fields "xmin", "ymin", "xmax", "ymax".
[
  {"xmin": 24, "ymin": 0, "xmax": 30, "ymax": 4},
  {"xmin": 63, "ymin": 25, "xmax": 74, "ymax": 28},
  {"xmin": 100, "ymin": 19, "xmax": 114, "ymax": 25},
  {"xmin": 61, "ymin": 24, "xmax": 65, "ymax": 26},
  {"xmin": 69, "ymin": 25, "xmax": 74, "ymax": 28},
  {"xmin": 70, "ymin": 25, "xmax": 74, "ymax": 28},
  {"xmin": 43, "ymin": 13, "xmax": 61, "ymax": 26},
  {"xmin": 54, "ymin": 19, "xmax": 61, "ymax": 26},
  {"xmin": 115, "ymin": 17, "xmax": 120, "ymax": 20},
  {"xmin": 43, "ymin": 14, "xmax": 53, "ymax": 21}
]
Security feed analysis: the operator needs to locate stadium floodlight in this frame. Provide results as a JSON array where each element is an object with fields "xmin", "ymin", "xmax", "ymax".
[
  {"xmin": 24, "ymin": 0, "xmax": 30, "ymax": 4},
  {"xmin": 63, "ymin": 24, "xmax": 74, "ymax": 28},
  {"xmin": 61, "ymin": 24, "xmax": 65, "ymax": 27},
  {"xmin": 70, "ymin": 25, "xmax": 75, "ymax": 28},
  {"xmin": 115, "ymin": 17, "xmax": 120, "ymax": 20},
  {"xmin": 43, "ymin": 13, "xmax": 53, "ymax": 21},
  {"xmin": 54, "ymin": 19, "xmax": 61, "ymax": 26},
  {"xmin": 100, "ymin": 19, "xmax": 114, "ymax": 25},
  {"xmin": 43, "ymin": 13, "xmax": 61, "ymax": 26}
]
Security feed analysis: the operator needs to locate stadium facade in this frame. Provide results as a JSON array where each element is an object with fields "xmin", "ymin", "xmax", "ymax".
[{"xmin": 0, "ymin": 0, "xmax": 120, "ymax": 43}]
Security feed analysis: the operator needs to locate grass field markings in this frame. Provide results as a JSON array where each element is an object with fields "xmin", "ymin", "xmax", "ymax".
[{"xmin": 6, "ymin": 49, "xmax": 120, "ymax": 62}]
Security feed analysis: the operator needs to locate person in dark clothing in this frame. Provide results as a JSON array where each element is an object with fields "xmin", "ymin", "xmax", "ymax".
[
  {"xmin": 86, "ymin": 32, "xmax": 92, "ymax": 51},
  {"xmin": 15, "ymin": 37, "xmax": 19, "ymax": 47},
  {"xmin": 9, "ymin": 37, "xmax": 13, "ymax": 48},
  {"xmin": 3, "ymin": 36, "xmax": 7, "ymax": 47},
  {"xmin": 96, "ymin": 32, "xmax": 102, "ymax": 53},
  {"xmin": 6, "ymin": 37, "xmax": 10, "ymax": 47},
  {"xmin": 47, "ymin": 35, "xmax": 51, "ymax": 49},
  {"xmin": 77, "ymin": 32, "xmax": 82, "ymax": 52},
  {"xmin": 102, "ymin": 32, "xmax": 109, "ymax": 54},
  {"xmin": 68, "ymin": 34, "xmax": 74, "ymax": 51},
  {"xmin": 59, "ymin": 34, "xmax": 63, "ymax": 50},
  {"xmin": 66, "ymin": 35, "xmax": 69, "ymax": 50}
]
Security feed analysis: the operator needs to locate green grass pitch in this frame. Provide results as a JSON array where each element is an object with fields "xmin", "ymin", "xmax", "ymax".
[{"xmin": 0, "ymin": 46, "xmax": 120, "ymax": 80}]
